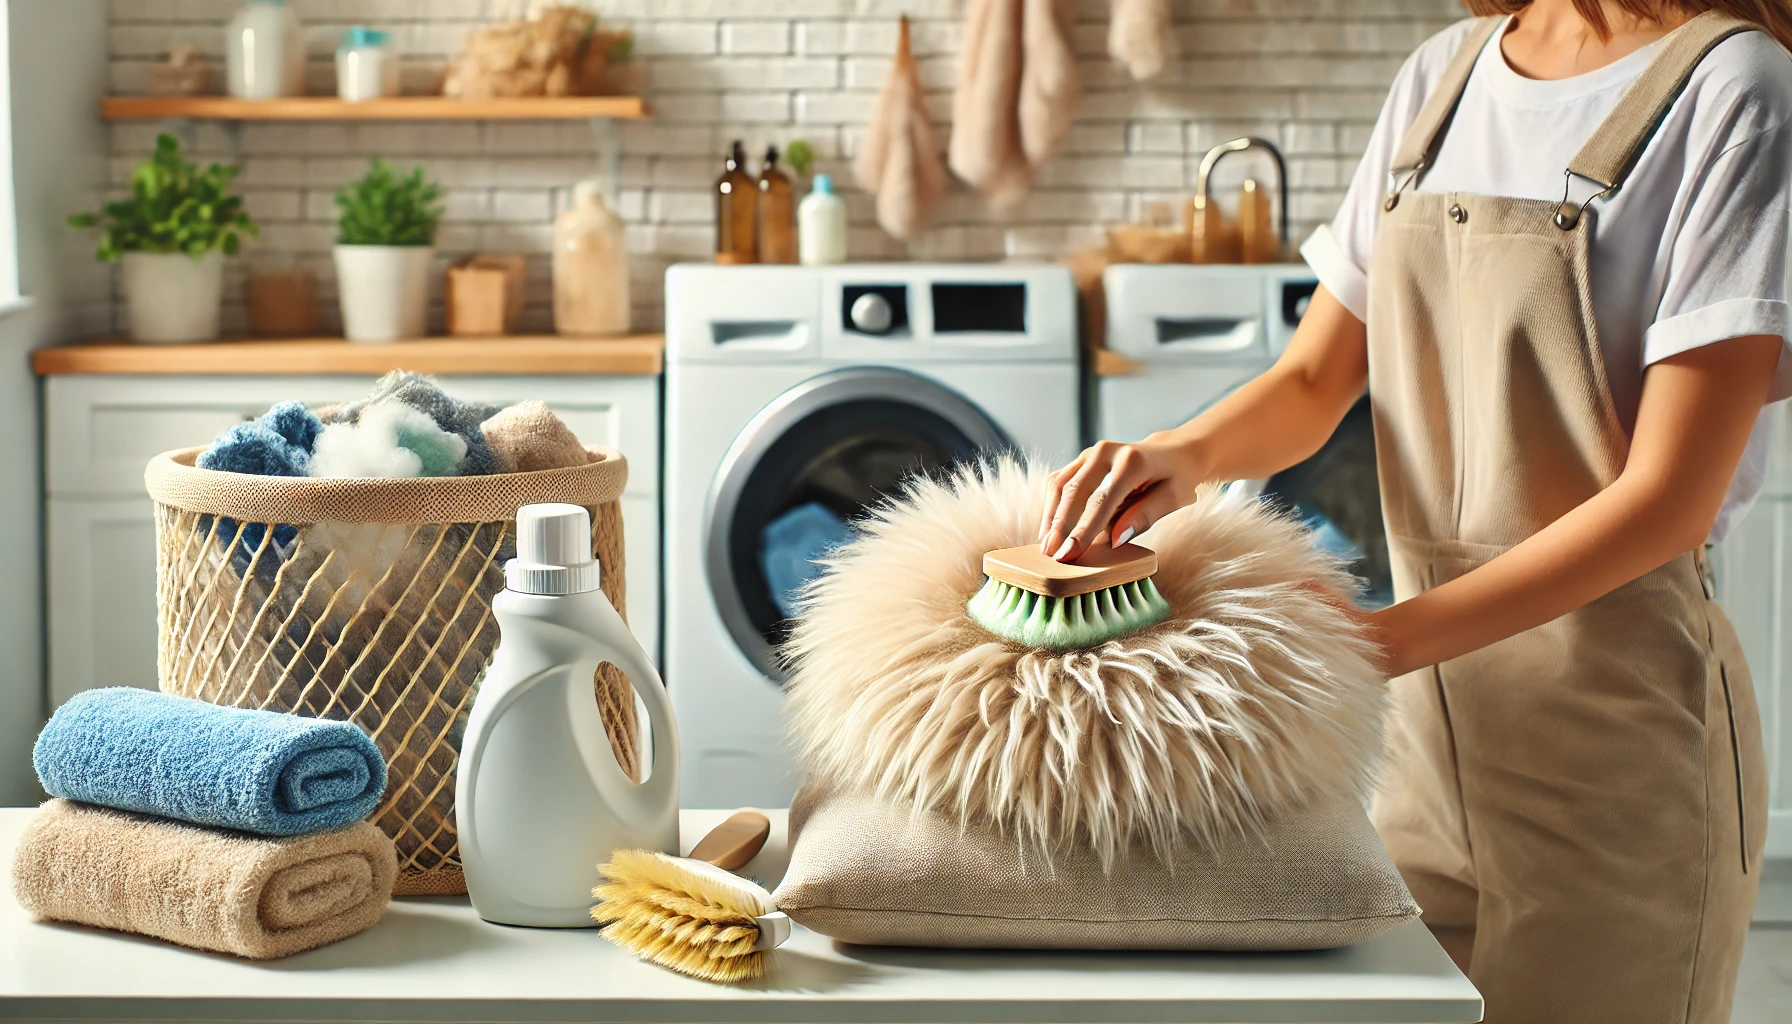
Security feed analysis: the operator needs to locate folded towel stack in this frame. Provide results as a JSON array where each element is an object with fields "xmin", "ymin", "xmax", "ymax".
[{"xmin": 14, "ymin": 688, "xmax": 397, "ymax": 959}]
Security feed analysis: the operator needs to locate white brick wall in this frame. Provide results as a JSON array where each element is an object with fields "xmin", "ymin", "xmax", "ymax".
[{"xmin": 97, "ymin": 0, "xmax": 1464, "ymax": 336}]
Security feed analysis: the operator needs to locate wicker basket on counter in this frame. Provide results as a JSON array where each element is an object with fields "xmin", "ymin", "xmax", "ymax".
[{"xmin": 143, "ymin": 445, "xmax": 639, "ymax": 896}]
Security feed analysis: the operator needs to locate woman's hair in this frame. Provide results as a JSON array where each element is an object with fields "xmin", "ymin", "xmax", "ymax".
[{"xmin": 1464, "ymin": 1, "xmax": 1792, "ymax": 50}]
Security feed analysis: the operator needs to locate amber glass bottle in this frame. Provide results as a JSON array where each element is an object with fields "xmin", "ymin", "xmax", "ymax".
[
  {"xmin": 756, "ymin": 145, "xmax": 797, "ymax": 264},
  {"xmin": 715, "ymin": 140, "xmax": 758, "ymax": 264}
]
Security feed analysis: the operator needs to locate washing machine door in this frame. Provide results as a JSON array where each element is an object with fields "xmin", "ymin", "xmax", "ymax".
[
  {"xmin": 705, "ymin": 367, "xmax": 1010, "ymax": 680},
  {"xmin": 1253, "ymin": 394, "xmax": 1391, "ymax": 608},
  {"xmin": 1177, "ymin": 389, "xmax": 1388, "ymax": 607}
]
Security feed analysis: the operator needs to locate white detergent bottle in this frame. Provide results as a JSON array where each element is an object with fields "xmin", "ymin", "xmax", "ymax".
[{"xmin": 457, "ymin": 503, "xmax": 678, "ymax": 928}]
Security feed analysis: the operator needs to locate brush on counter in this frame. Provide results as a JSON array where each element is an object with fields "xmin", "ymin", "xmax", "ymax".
[
  {"xmin": 967, "ymin": 540, "xmax": 1170, "ymax": 649},
  {"xmin": 593, "ymin": 810, "xmax": 791, "ymax": 984}
]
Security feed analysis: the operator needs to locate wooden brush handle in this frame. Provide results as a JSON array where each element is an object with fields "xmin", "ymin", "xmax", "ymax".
[
  {"xmin": 983, "ymin": 542, "xmax": 1158, "ymax": 598},
  {"xmin": 688, "ymin": 810, "xmax": 771, "ymax": 870}
]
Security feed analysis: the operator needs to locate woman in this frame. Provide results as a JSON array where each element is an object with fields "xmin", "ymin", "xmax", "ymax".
[{"xmin": 1041, "ymin": 2, "xmax": 1787, "ymax": 1020}]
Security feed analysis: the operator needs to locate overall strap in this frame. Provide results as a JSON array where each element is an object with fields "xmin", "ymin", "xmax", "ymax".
[
  {"xmin": 1385, "ymin": 16, "xmax": 1505, "ymax": 210},
  {"xmin": 1555, "ymin": 11, "xmax": 1759, "ymax": 228}
]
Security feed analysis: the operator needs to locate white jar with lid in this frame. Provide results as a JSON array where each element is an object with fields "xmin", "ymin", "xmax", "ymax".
[
  {"xmin": 225, "ymin": 0, "xmax": 305, "ymax": 100},
  {"xmin": 336, "ymin": 27, "xmax": 399, "ymax": 102}
]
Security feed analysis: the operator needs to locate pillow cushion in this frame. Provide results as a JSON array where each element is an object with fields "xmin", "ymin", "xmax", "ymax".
[
  {"xmin": 782, "ymin": 459, "xmax": 1388, "ymax": 867},
  {"xmin": 776, "ymin": 787, "xmax": 1419, "ymax": 951}
]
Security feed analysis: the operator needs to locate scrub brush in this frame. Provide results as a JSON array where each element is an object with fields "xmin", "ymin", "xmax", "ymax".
[
  {"xmin": 593, "ymin": 810, "xmax": 792, "ymax": 984},
  {"xmin": 967, "ymin": 540, "xmax": 1170, "ymax": 649}
]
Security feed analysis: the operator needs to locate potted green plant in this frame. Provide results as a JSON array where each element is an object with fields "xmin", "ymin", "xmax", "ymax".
[
  {"xmin": 334, "ymin": 159, "xmax": 444, "ymax": 343},
  {"xmin": 68, "ymin": 133, "xmax": 257, "ymax": 343}
]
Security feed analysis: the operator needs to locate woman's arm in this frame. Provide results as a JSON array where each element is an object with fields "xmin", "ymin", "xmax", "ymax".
[
  {"xmin": 1040, "ymin": 285, "xmax": 1368, "ymax": 559},
  {"xmin": 1366, "ymin": 334, "xmax": 1782, "ymax": 676}
]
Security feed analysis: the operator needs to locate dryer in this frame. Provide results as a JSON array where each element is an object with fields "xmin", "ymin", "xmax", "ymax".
[
  {"xmin": 664, "ymin": 263, "xmax": 1080, "ymax": 808},
  {"xmin": 1096, "ymin": 263, "xmax": 1391, "ymax": 607}
]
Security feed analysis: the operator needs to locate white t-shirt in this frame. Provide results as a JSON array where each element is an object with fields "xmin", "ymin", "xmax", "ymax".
[{"xmin": 1301, "ymin": 16, "xmax": 1792, "ymax": 541}]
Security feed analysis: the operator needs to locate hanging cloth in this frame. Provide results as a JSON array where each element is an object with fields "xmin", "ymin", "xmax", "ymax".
[
  {"xmin": 949, "ymin": 0, "xmax": 1080, "ymax": 211},
  {"xmin": 1109, "ymin": 0, "xmax": 1173, "ymax": 81},
  {"xmin": 855, "ymin": 15, "xmax": 951, "ymax": 240}
]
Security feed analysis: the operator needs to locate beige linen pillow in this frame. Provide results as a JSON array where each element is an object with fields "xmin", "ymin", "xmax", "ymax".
[{"xmin": 776, "ymin": 787, "xmax": 1419, "ymax": 951}]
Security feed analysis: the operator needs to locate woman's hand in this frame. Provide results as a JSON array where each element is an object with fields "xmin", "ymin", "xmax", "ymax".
[
  {"xmin": 1039, "ymin": 285, "xmax": 1369, "ymax": 562},
  {"xmin": 1037, "ymin": 432, "xmax": 1204, "ymax": 561}
]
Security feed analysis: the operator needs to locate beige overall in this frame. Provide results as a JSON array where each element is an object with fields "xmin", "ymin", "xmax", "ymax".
[{"xmin": 1367, "ymin": 13, "xmax": 1771, "ymax": 1023}]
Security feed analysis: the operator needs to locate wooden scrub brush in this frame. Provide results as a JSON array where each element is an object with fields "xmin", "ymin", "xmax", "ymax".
[
  {"xmin": 967, "ymin": 541, "xmax": 1170, "ymax": 649},
  {"xmin": 593, "ymin": 810, "xmax": 792, "ymax": 984}
]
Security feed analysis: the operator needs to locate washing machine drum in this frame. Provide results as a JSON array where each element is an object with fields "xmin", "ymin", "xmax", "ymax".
[
  {"xmin": 707, "ymin": 367, "xmax": 1011, "ymax": 680},
  {"xmin": 1251, "ymin": 394, "xmax": 1392, "ymax": 608}
]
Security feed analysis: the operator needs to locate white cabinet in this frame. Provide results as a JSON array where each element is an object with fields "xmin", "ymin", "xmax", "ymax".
[{"xmin": 43, "ymin": 374, "xmax": 661, "ymax": 709}]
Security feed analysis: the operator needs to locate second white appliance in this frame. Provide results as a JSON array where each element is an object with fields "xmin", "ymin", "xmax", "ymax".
[
  {"xmin": 1097, "ymin": 263, "xmax": 1390, "ymax": 607},
  {"xmin": 664, "ymin": 263, "xmax": 1081, "ymax": 808}
]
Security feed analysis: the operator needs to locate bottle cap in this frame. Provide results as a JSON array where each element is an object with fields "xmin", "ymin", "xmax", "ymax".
[
  {"xmin": 341, "ymin": 26, "xmax": 389, "ymax": 49},
  {"xmin": 813, "ymin": 174, "xmax": 834, "ymax": 194},
  {"xmin": 506, "ymin": 503, "xmax": 602, "ymax": 595}
]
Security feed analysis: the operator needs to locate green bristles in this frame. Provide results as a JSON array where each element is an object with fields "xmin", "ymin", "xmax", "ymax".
[{"xmin": 966, "ymin": 576, "xmax": 1170, "ymax": 650}]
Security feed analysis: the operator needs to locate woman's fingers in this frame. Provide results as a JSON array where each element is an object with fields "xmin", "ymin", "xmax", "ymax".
[
  {"xmin": 1039, "ymin": 444, "xmax": 1118, "ymax": 555},
  {"xmin": 1108, "ymin": 481, "xmax": 1177, "ymax": 546},
  {"xmin": 1054, "ymin": 443, "xmax": 1151, "ymax": 561},
  {"xmin": 1037, "ymin": 452, "xmax": 1087, "ymax": 548}
]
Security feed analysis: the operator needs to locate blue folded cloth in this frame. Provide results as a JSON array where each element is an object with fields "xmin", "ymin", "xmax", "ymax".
[{"xmin": 34, "ymin": 687, "xmax": 387, "ymax": 838}]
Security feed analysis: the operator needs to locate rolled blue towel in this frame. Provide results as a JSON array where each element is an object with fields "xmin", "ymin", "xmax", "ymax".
[{"xmin": 34, "ymin": 688, "xmax": 387, "ymax": 838}]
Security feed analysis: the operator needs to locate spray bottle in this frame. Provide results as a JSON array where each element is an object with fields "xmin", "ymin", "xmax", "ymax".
[{"xmin": 457, "ymin": 503, "xmax": 678, "ymax": 927}]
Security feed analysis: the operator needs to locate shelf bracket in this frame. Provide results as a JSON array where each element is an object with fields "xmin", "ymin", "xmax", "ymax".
[{"xmin": 588, "ymin": 117, "xmax": 621, "ymax": 202}]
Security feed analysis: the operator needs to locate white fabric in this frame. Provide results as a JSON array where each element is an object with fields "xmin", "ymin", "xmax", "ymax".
[{"xmin": 1304, "ymin": 17, "xmax": 1792, "ymax": 540}]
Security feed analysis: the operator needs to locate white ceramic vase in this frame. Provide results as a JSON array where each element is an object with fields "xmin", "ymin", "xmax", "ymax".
[
  {"xmin": 225, "ymin": 0, "xmax": 305, "ymax": 100},
  {"xmin": 335, "ymin": 244, "xmax": 433, "ymax": 343},
  {"xmin": 121, "ymin": 251, "xmax": 224, "ymax": 344}
]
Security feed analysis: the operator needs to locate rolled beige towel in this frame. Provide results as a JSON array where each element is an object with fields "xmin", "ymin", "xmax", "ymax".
[{"xmin": 12, "ymin": 799, "xmax": 396, "ymax": 960}]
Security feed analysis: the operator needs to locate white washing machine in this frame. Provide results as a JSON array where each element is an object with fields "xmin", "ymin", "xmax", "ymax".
[
  {"xmin": 1097, "ymin": 263, "xmax": 1391, "ymax": 607},
  {"xmin": 664, "ymin": 263, "xmax": 1081, "ymax": 808}
]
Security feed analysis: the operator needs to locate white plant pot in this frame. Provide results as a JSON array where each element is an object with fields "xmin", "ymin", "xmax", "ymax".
[
  {"xmin": 121, "ymin": 251, "xmax": 224, "ymax": 344},
  {"xmin": 335, "ymin": 244, "xmax": 433, "ymax": 343}
]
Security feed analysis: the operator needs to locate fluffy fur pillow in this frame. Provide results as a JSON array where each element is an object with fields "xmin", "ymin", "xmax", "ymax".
[{"xmin": 781, "ymin": 459, "xmax": 1386, "ymax": 869}]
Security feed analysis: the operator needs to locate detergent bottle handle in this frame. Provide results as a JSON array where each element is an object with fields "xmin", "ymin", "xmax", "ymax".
[{"xmin": 584, "ymin": 596, "xmax": 679, "ymax": 827}]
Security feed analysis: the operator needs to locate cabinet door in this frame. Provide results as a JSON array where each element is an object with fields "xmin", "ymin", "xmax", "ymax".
[{"xmin": 47, "ymin": 498, "xmax": 159, "ymax": 709}]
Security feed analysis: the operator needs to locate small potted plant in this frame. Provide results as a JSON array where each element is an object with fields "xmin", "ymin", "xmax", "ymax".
[
  {"xmin": 334, "ymin": 159, "xmax": 444, "ymax": 343},
  {"xmin": 68, "ymin": 133, "xmax": 256, "ymax": 343}
]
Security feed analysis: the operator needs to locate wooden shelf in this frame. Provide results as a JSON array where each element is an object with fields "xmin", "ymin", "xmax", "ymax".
[
  {"xmin": 33, "ymin": 334, "xmax": 664, "ymax": 377},
  {"xmin": 101, "ymin": 95, "xmax": 648, "ymax": 122}
]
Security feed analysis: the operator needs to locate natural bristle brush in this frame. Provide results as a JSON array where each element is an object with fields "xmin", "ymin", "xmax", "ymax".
[
  {"xmin": 967, "ymin": 541, "xmax": 1170, "ymax": 649},
  {"xmin": 593, "ymin": 810, "xmax": 792, "ymax": 984}
]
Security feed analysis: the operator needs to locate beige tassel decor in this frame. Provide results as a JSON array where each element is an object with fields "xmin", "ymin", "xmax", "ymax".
[
  {"xmin": 855, "ymin": 16, "xmax": 951, "ymax": 241},
  {"xmin": 1109, "ymin": 0, "xmax": 1174, "ymax": 81}
]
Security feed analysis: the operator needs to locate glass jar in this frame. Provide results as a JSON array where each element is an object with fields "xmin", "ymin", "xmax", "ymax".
[{"xmin": 554, "ymin": 180, "xmax": 631, "ymax": 337}]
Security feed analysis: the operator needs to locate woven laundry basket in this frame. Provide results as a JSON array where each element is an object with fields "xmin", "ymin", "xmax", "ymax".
[{"xmin": 143, "ymin": 445, "xmax": 638, "ymax": 896}]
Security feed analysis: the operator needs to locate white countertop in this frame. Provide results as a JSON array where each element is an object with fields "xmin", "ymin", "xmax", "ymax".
[{"xmin": 0, "ymin": 807, "xmax": 1482, "ymax": 1024}]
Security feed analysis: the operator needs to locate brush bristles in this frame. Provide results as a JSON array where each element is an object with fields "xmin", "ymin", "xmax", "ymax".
[
  {"xmin": 593, "ymin": 849, "xmax": 772, "ymax": 984},
  {"xmin": 966, "ymin": 575, "xmax": 1170, "ymax": 649}
]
